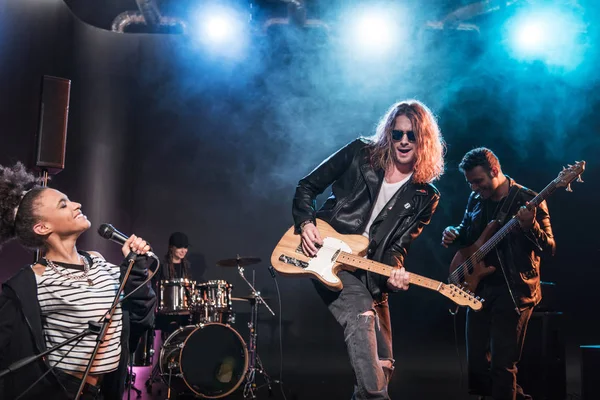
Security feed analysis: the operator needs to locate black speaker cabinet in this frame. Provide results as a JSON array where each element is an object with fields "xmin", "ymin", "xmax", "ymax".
[
  {"xmin": 518, "ymin": 311, "xmax": 566, "ymax": 400},
  {"xmin": 35, "ymin": 75, "xmax": 71, "ymax": 174}
]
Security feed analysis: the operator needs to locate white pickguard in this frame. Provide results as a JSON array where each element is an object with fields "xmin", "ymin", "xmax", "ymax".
[{"xmin": 306, "ymin": 236, "xmax": 353, "ymax": 285}]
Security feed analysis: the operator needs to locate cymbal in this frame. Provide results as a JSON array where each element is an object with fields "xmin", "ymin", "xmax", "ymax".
[
  {"xmin": 232, "ymin": 295, "xmax": 271, "ymax": 302},
  {"xmin": 216, "ymin": 256, "xmax": 261, "ymax": 267}
]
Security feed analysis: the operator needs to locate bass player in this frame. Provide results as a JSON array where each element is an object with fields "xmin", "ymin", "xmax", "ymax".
[{"xmin": 441, "ymin": 147, "xmax": 556, "ymax": 400}]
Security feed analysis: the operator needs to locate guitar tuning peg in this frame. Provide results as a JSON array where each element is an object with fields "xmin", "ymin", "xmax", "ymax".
[
  {"xmin": 562, "ymin": 166, "xmax": 566, "ymax": 171},
  {"xmin": 566, "ymin": 183, "xmax": 573, "ymax": 192},
  {"xmin": 577, "ymin": 175, "xmax": 584, "ymax": 183},
  {"xmin": 568, "ymin": 164, "xmax": 573, "ymax": 168},
  {"xmin": 476, "ymin": 296, "xmax": 480, "ymax": 300},
  {"xmin": 481, "ymin": 299, "xmax": 485, "ymax": 303}
]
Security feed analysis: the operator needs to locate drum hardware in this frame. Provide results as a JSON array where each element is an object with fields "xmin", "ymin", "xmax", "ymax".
[
  {"xmin": 216, "ymin": 256, "xmax": 262, "ymax": 268},
  {"xmin": 132, "ymin": 327, "xmax": 155, "ymax": 367},
  {"xmin": 126, "ymin": 353, "xmax": 143, "ymax": 399},
  {"xmin": 229, "ymin": 255, "xmax": 277, "ymax": 399},
  {"xmin": 145, "ymin": 359, "xmax": 163, "ymax": 394}
]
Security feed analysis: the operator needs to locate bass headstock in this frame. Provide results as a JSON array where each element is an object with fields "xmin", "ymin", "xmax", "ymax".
[{"xmin": 555, "ymin": 161, "xmax": 586, "ymax": 192}]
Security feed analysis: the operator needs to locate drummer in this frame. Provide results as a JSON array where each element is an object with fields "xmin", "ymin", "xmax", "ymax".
[
  {"xmin": 160, "ymin": 232, "xmax": 193, "ymax": 281},
  {"xmin": 152, "ymin": 232, "xmax": 196, "ymax": 339}
]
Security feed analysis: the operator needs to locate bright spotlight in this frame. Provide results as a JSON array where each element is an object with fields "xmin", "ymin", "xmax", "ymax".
[
  {"xmin": 340, "ymin": 4, "xmax": 408, "ymax": 59},
  {"xmin": 514, "ymin": 20, "xmax": 548, "ymax": 52},
  {"xmin": 506, "ymin": 6, "xmax": 587, "ymax": 69},
  {"xmin": 193, "ymin": 2, "xmax": 250, "ymax": 58},
  {"xmin": 354, "ymin": 13, "xmax": 396, "ymax": 53},
  {"xmin": 205, "ymin": 15, "xmax": 234, "ymax": 41}
]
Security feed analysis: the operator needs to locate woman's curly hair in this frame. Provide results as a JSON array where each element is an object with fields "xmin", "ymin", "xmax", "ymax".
[{"xmin": 0, "ymin": 162, "xmax": 48, "ymax": 249}]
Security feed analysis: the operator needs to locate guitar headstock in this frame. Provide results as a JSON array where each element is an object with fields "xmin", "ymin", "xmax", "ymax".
[
  {"xmin": 555, "ymin": 161, "xmax": 586, "ymax": 192},
  {"xmin": 440, "ymin": 283, "xmax": 483, "ymax": 311}
]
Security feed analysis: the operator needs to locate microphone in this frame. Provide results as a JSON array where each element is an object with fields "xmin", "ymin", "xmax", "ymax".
[{"xmin": 98, "ymin": 223, "xmax": 156, "ymax": 258}]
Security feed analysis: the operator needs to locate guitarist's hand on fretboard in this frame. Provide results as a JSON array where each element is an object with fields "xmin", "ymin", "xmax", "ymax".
[
  {"xmin": 516, "ymin": 202, "xmax": 536, "ymax": 231},
  {"xmin": 387, "ymin": 267, "xmax": 410, "ymax": 291}
]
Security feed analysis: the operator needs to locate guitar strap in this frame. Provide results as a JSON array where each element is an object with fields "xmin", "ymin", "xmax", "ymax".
[
  {"xmin": 494, "ymin": 184, "xmax": 520, "ymax": 225},
  {"xmin": 492, "ymin": 183, "xmax": 522, "ymax": 315}
]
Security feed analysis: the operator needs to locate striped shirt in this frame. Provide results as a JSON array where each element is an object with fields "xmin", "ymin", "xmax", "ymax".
[{"xmin": 35, "ymin": 252, "xmax": 123, "ymax": 374}]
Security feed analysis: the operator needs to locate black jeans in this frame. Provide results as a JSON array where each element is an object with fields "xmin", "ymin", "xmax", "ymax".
[
  {"xmin": 466, "ymin": 284, "xmax": 533, "ymax": 400},
  {"xmin": 54, "ymin": 368, "xmax": 103, "ymax": 400},
  {"xmin": 315, "ymin": 270, "xmax": 393, "ymax": 400}
]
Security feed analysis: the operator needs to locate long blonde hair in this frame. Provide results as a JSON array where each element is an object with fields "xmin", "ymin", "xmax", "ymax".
[{"xmin": 370, "ymin": 100, "xmax": 445, "ymax": 184}]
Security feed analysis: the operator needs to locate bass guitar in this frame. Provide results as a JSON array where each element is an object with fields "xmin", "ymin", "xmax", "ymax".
[{"xmin": 448, "ymin": 161, "xmax": 585, "ymax": 292}]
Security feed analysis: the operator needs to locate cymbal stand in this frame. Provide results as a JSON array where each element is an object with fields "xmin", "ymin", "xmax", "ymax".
[
  {"xmin": 237, "ymin": 263, "xmax": 276, "ymax": 399},
  {"xmin": 126, "ymin": 355, "xmax": 142, "ymax": 399}
]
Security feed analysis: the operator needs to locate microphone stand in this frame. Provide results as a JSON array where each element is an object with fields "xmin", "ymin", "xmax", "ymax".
[
  {"xmin": 74, "ymin": 256, "xmax": 137, "ymax": 400},
  {"xmin": 0, "ymin": 321, "xmax": 101, "ymax": 380},
  {"xmin": 237, "ymin": 260, "xmax": 276, "ymax": 399}
]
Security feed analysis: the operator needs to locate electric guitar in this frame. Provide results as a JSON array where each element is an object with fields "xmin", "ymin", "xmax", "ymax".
[
  {"xmin": 271, "ymin": 218, "xmax": 483, "ymax": 311},
  {"xmin": 449, "ymin": 161, "xmax": 586, "ymax": 292}
]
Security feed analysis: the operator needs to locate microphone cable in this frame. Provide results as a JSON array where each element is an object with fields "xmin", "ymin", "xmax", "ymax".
[
  {"xmin": 269, "ymin": 265, "xmax": 288, "ymax": 400},
  {"xmin": 450, "ymin": 306, "xmax": 465, "ymax": 392}
]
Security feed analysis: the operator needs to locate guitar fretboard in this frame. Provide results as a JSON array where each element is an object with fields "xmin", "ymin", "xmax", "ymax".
[
  {"xmin": 473, "ymin": 179, "xmax": 558, "ymax": 262},
  {"xmin": 337, "ymin": 253, "xmax": 442, "ymax": 291}
]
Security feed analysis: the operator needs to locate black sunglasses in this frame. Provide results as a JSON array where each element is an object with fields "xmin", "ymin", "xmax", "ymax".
[{"xmin": 391, "ymin": 130, "xmax": 416, "ymax": 142}]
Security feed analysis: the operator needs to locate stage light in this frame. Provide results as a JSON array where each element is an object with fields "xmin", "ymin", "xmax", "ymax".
[
  {"xmin": 505, "ymin": 6, "xmax": 587, "ymax": 69},
  {"xmin": 353, "ymin": 12, "xmax": 396, "ymax": 53},
  {"xmin": 192, "ymin": 2, "xmax": 251, "ymax": 59},
  {"xmin": 339, "ymin": 3, "xmax": 408, "ymax": 58}
]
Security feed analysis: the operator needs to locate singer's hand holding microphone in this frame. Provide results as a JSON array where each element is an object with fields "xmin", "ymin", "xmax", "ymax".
[
  {"xmin": 98, "ymin": 224, "xmax": 155, "ymax": 259},
  {"xmin": 122, "ymin": 235, "xmax": 150, "ymax": 258}
]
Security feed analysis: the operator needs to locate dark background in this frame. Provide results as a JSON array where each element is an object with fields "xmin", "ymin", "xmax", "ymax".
[{"xmin": 1, "ymin": 1, "xmax": 598, "ymax": 399}]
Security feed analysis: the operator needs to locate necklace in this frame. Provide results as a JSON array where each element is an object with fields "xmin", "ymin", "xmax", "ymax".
[{"xmin": 44, "ymin": 255, "xmax": 94, "ymax": 286}]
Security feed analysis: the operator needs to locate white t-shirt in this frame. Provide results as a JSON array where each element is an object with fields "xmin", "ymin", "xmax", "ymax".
[{"xmin": 362, "ymin": 174, "xmax": 412, "ymax": 238}]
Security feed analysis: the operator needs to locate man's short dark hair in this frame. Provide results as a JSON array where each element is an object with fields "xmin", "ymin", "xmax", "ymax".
[{"xmin": 458, "ymin": 147, "xmax": 501, "ymax": 174}]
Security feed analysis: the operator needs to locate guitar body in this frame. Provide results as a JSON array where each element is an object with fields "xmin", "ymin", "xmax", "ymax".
[
  {"xmin": 449, "ymin": 220, "xmax": 499, "ymax": 292},
  {"xmin": 273, "ymin": 219, "xmax": 484, "ymax": 310},
  {"xmin": 270, "ymin": 219, "xmax": 369, "ymax": 291}
]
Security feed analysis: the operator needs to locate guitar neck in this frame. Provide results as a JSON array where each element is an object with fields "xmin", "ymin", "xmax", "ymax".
[
  {"xmin": 337, "ymin": 253, "xmax": 443, "ymax": 292},
  {"xmin": 476, "ymin": 180, "xmax": 557, "ymax": 259}
]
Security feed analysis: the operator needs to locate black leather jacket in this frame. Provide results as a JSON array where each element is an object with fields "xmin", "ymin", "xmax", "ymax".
[
  {"xmin": 455, "ymin": 177, "xmax": 556, "ymax": 310},
  {"xmin": 0, "ymin": 253, "xmax": 156, "ymax": 400},
  {"xmin": 293, "ymin": 138, "xmax": 440, "ymax": 299}
]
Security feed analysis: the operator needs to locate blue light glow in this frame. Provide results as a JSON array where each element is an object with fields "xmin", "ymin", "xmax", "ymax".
[{"xmin": 505, "ymin": 6, "xmax": 587, "ymax": 69}]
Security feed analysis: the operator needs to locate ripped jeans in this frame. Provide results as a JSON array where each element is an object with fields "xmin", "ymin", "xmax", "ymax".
[{"xmin": 314, "ymin": 270, "xmax": 394, "ymax": 400}]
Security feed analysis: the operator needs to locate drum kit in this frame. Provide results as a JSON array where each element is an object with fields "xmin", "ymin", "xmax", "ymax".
[{"xmin": 134, "ymin": 255, "xmax": 276, "ymax": 399}]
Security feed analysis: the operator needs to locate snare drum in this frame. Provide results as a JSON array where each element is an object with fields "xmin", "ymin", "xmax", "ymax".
[
  {"xmin": 160, "ymin": 323, "xmax": 248, "ymax": 398},
  {"xmin": 159, "ymin": 279, "xmax": 193, "ymax": 313},
  {"xmin": 192, "ymin": 280, "xmax": 233, "ymax": 323}
]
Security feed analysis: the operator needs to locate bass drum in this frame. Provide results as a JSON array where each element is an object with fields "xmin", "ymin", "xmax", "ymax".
[{"xmin": 160, "ymin": 323, "xmax": 248, "ymax": 399}]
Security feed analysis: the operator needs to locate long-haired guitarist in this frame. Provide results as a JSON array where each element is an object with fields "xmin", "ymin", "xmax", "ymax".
[
  {"xmin": 441, "ymin": 147, "xmax": 556, "ymax": 400},
  {"xmin": 293, "ymin": 99, "xmax": 445, "ymax": 399}
]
